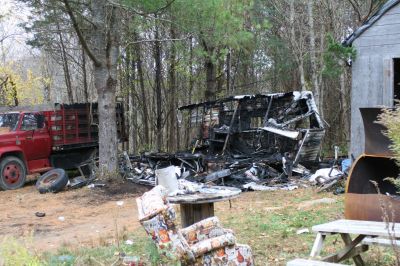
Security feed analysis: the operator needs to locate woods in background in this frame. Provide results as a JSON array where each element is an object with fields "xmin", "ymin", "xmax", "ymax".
[{"xmin": 0, "ymin": 0, "xmax": 387, "ymax": 158}]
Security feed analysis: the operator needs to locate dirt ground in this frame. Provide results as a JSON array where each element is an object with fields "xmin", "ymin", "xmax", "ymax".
[{"xmin": 0, "ymin": 180, "xmax": 150, "ymax": 252}]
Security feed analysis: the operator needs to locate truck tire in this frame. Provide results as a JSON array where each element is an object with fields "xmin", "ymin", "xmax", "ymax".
[
  {"xmin": 36, "ymin": 168, "xmax": 68, "ymax": 194},
  {"xmin": 0, "ymin": 156, "xmax": 27, "ymax": 190}
]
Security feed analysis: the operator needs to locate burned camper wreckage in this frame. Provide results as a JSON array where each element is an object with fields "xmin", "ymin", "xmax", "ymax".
[{"xmin": 121, "ymin": 91, "xmax": 326, "ymax": 190}]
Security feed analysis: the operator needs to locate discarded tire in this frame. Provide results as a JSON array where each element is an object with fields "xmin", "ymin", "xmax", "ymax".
[{"xmin": 36, "ymin": 168, "xmax": 68, "ymax": 194}]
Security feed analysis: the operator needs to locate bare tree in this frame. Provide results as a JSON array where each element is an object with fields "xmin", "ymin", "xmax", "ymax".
[{"xmin": 62, "ymin": 0, "xmax": 120, "ymax": 176}]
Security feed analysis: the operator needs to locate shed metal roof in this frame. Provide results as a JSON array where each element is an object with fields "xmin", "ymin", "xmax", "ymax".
[{"xmin": 343, "ymin": 0, "xmax": 400, "ymax": 46}]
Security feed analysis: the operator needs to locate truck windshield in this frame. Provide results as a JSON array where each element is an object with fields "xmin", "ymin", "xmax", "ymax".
[{"xmin": 0, "ymin": 113, "xmax": 20, "ymax": 131}]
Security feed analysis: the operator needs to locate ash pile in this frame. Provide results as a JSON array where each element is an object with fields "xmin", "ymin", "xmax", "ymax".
[{"xmin": 120, "ymin": 91, "xmax": 332, "ymax": 191}]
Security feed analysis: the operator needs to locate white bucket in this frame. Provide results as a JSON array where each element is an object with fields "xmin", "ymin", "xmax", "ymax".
[{"xmin": 155, "ymin": 166, "xmax": 179, "ymax": 194}]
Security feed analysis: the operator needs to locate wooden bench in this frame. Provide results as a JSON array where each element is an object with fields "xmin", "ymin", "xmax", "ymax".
[
  {"xmin": 362, "ymin": 236, "xmax": 400, "ymax": 247},
  {"xmin": 309, "ymin": 219, "xmax": 400, "ymax": 266},
  {"xmin": 287, "ymin": 258, "xmax": 344, "ymax": 266}
]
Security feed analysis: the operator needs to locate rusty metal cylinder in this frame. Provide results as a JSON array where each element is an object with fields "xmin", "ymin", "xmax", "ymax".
[
  {"xmin": 345, "ymin": 108, "xmax": 400, "ymax": 222},
  {"xmin": 345, "ymin": 155, "xmax": 400, "ymax": 222}
]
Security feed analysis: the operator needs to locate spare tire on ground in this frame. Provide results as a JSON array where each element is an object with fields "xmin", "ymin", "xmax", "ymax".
[{"xmin": 36, "ymin": 168, "xmax": 68, "ymax": 194}]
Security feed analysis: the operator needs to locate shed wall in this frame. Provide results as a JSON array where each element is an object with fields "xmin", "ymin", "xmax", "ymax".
[{"xmin": 351, "ymin": 3, "xmax": 400, "ymax": 158}]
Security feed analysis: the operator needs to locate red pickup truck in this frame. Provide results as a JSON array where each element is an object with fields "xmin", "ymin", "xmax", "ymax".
[{"xmin": 0, "ymin": 103, "xmax": 125, "ymax": 190}]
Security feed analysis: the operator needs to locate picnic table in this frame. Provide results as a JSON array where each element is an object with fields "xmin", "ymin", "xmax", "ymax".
[
  {"xmin": 310, "ymin": 219, "xmax": 400, "ymax": 266},
  {"xmin": 167, "ymin": 186, "xmax": 241, "ymax": 227}
]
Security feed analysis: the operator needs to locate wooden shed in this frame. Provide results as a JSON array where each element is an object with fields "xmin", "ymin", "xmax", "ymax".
[{"xmin": 343, "ymin": 0, "xmax": 400, "ymax": 158}]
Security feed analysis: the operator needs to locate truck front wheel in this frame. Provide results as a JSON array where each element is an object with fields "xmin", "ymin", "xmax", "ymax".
[{"xmin": 0, "ymin": 156, "xmax": 27, "ymax": 190}]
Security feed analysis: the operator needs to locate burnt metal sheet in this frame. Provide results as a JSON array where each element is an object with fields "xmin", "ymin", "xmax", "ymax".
[
  {"xmin": 123, "ymin": 91, "xmax": 326, "ymax": 189},
  {"xmin": 294, "ymin": 129, "xmax": 326, "ymax": 164},
  {"xmin": 178, "ymin": 91, "xmax": 325, "ymax": 165},
  {"xmin": 261, "ymin": 126, "xmax": 300, "ymax": 140}
]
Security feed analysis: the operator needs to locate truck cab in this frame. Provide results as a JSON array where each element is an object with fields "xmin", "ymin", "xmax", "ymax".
[
  {"xmin": 0, "ymin": 111, "xmax": 53, "ymax": 190},
  {"xmin": 0, "ymin": 102, "xmax": 126, "ymax": 190}
]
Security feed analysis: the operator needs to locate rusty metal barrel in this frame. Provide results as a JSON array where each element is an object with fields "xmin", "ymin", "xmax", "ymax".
[{"xmin": 345, "ymin": 108, "xmax": 400, "ymax": 222}]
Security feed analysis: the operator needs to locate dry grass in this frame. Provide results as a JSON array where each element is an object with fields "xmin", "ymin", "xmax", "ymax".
[
  {"xmin": 4, "ymin": 188, "xmax": 396, "ymax": 265},
  {"xmin": 214, "ymin": 188, "xmax": 395, "ymax": 265}
]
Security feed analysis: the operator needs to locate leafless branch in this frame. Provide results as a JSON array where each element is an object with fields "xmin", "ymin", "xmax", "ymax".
[
  {"xmin": 125, "ymin": 36, "xmax": 189, "ymax": 47},
  {"xmin": 347, "ymin": 0, "xmax": 362, "ymax": 23},
  {"xmin": 61, "ymin": 0, "xmax": 101, "ymax": 67},
  {"xmin": 0, "ymin": 33, "xmax": 21, "ymax": 43},
  {"xmin": 107, "ymin": 0, "xmax": 175, "ymax": 15}
]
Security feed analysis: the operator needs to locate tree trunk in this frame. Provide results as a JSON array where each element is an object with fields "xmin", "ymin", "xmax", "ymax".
[
  {"xmin": 226, "ymin": 50, "xmax": 231, "ymax": 95},
  {"xmin": 216, "ymin": 60, "xmax": 223, "ymax": 95},
  {"xmin": 168, "ymin": 26, "xmax": 177, "ymax": 152},
  {"xmin": 340, "ymin": 66, "xmax": 349, "ymax": 147},
  {"xmin": 129, "ymin": 85, "xmax": 137, "ymax": 154},
  {"xmin": 154, "ymin": 22, "xmax": 163, "ymax": 151},
  {"xmin": 186, "ymin": 37, "xmax": 194, "ymax": 146},
  {"xmin": 205, "ymin": 52, "xmax": 217, "ymax": 101},
  {"xmin": 92, "ymin": 2, "xmax": 119, "ymax": 176},
  {"xmin": 289, "ymin": 0, "xmax": 306, "ymax": 91},
  {"xmin": 10, "ymin": 80, "xmax": 18, "ymax": 106},
  {"xmin": 62, "ymin": 0, "xmax": 119, "ymax": 176},
  {"xmin": 135, "ymin": 38, "xmax": 150, "ymax": 146},
  {"xmin": 188, "ymin": 37, "xmax": 194, "ymax": 105},
  {"xmin": 308, "ymin": 0, "xmax": 320, "ymax": 108},
  {"xmin": 57, "ymin": 23, "xmax": 74, "ymax": 103},
  {"xmin": 81, "ymin": 46, "xmax": 89, "ymax": 102},
  {"xmin": 128, "ymin": 49, "xmax": 137, "ymax": 154},
  {"xmin": 95, "ymin": 65, "xmax": 118, "ymax": 175},
  {"xmin": 299, "ymin": 57, "xmax": 306, "ymax": 91}
]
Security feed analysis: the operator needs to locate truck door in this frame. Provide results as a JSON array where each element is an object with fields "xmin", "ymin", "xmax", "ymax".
[{"xmin": 20, "ymin": 113, "xmax": 51, "ymax": 160}]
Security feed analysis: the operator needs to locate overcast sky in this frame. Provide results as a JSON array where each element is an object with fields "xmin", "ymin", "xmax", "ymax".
[{"xmin": 0, "ymin": 0, "xmax": 34, "ymax": 62}]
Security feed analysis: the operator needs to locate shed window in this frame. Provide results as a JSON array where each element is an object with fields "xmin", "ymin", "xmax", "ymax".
[{"xmin": 394, "ymin": 58, "xmax": 400, "ymax": 103}]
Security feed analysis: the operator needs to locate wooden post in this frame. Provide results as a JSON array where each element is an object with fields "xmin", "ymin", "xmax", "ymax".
[
  {"xmin": 180, "ymin": 203, "xmax": 214, "ymax": 227},
  {"xmin": 222, "ymin": 102, "xmax": 240, "ymax": 155},
  {"xmin": 310, "ymin": 233, "xmax": 326, "ymax": 257}
]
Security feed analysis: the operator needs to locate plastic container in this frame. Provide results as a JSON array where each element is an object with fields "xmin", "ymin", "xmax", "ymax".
[{"xmin": 155, "ymin": 166, "xmax": 179, "ymax": 194}]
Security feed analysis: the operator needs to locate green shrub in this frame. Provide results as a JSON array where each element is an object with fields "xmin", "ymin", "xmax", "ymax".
[
  {"xmin": 379, "ymin": 107, "xmax": 400, "ymax": 162},
  {"xmin": 379, "ymin": 107, "xmax": 400, "ymax": 189},
  {"xmin": 0, "ymin": 237, "xmax": 42, "ymax": 266}
]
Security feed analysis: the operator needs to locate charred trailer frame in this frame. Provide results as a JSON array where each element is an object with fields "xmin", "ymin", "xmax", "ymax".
[
  {"xmin": 345, "ymin": 108, "xmax": 400, "ymax": 222},
  {"xmin": 178, "ymin": 91, "xmax": 326, "ymax": 167}
]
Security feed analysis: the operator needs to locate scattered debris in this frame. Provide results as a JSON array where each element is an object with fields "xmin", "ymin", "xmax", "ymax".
[
  {"xmin": 309, "ymin": 168, "xmax": 343, "ymax": 185},
  {"xmin": 334, "ymin": 187, "xmax": 345, "ymax": 195},
  {"xmin": 68, "ymin": 176, "xmax": 89, "ymax": 189},
  {"xmin": 87, "ymin": 183, "xmax": 106, "ymax": 188},
  {"xmin": 116, "ymin": 92, "xmax": 352, "ymax": 192},
  {"xmin": 243, "ymin": 182, "xmax": 298, "ymax": 191},
  {"xmin": 58, "ymin": 216, "xmax": 65, "ymax": 221},
  {"xmin": 30, "ymin": 91, "xmax": 351, "ymax": 194},
  {"xmin": 296, "ymin": 228, "xmax": 310, "ymax": 235},
  {"xmin": 90, "ymin": 91, "xmax": 352, "ymax": 193},
  {"xmin": 341, "ymin": 158, "xmax": 352, "ymax": 174},
  {"xmin": 124, "ymin": 239, "xmax": 134, "ymax": 245}
]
